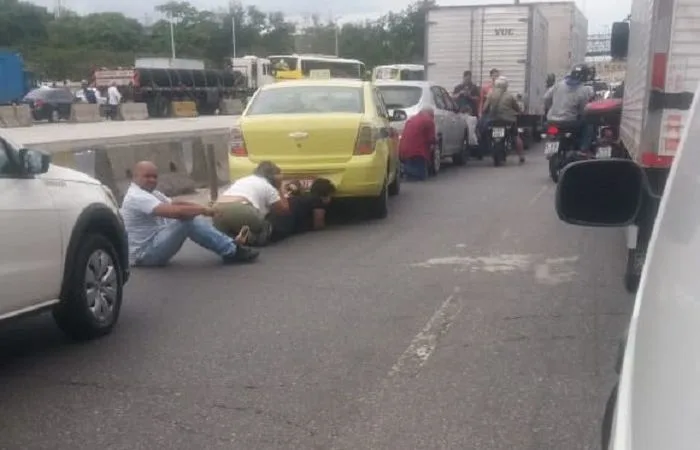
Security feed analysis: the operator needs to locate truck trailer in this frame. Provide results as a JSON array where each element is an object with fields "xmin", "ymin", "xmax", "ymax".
[
  {"xmin": 533, "ymin": 1, "xmax": 588, "ymax": 77},
  {"xmin": 615, "ymin": 0, "xmax": 700, "ymax": 292},
  {"xmin": 425, "ymin": 4, "xmax": 549, "ymax": 138}
]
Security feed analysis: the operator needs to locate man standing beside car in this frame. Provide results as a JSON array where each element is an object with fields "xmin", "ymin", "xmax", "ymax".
[
  {"xmin": 121, "ymin": 161, "xmax": 259, "ymax": 267},
  {"xmin": 453, "ymin": 70, "xmax": 480, "ymax": 114}
]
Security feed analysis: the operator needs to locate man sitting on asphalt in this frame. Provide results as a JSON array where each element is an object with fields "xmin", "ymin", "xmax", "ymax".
[
  {"xmin": 398, "ymin": 107, "xmax": 436, "ymax": 180},
  {"xmin": 120, "ymin": 161, "xmax": 259, "ymax": 266}
]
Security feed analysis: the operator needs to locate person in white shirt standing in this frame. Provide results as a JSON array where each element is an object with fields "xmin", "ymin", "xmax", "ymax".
[
  {"xmin": 106, "ymin": 81, "xmax": 122, "ymax": 120},
  {"xmin": 120, "ymin": 161, "xmax": 259, "ymax": 267},
  {"xmin": 212, "ymin": 161, "xmax": 290, "ymax": 246}
]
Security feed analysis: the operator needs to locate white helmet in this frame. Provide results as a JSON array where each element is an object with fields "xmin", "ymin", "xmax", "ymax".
[{"xmin": 495, "ymin": 76, "xmax": 509, "ymax": 90}]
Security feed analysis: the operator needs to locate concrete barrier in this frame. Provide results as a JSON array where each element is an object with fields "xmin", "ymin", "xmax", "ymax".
[
  {"xmin": 219, "ymin": 98, "xmax": 244, "ymax": 115},
  {"xmin": 4, "ymin": 118, "xmax": 235, "ymax": 199},
  {"xmin": 0, "ymin": 105, "xmax": 33, "ymax": 128},
  {"xmin": 70, "ymin": 104, "xmax": 102, "ymax": 123},
  {"xmin": 118, "ymin": 103, "xmax": 149, "ymax": 121},
  {"xmin": 171, "ymin": 101, "xmax": 198, "ymax": 118}
]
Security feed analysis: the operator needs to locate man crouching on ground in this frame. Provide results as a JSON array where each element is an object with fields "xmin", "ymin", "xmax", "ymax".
[{"xmin": 120, "ymin": 161, "xmax": 259, "ymax": 266}]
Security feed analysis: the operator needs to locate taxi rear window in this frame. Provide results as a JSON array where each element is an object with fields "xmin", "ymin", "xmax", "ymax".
[
  {"xmin": 247, "ymin": 86, "xmax": 364, "ymax": 115},
  {"xmin": 376, "ymin": 85, "xmax": 423, "ymax": 109}
]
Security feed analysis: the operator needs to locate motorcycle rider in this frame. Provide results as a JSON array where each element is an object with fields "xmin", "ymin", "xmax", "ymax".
[
  {"xmin": 482, "ymin": 76, "xmax": 525, "ymax": 164},
  {"xmin": 543, "ymin": 64, "xmax": 594, "ymax": 151}
]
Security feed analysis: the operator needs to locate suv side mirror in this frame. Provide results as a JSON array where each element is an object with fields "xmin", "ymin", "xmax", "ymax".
[
  {"xmin": 390, "ymin": 109, "xmax": 408, "ymax": 122},
  {"xmin": 556, "ymin": 159, "xmax": 645, "ymax": 227},
  {"xmin": 18, "ymin": 148, "xmax": 51, "ymax": 175}
]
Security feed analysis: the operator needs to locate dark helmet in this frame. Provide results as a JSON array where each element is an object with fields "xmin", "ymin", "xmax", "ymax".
[
  {"xmin": 569, "ymin": 64, "xmax": 591, "ymax": 82},
  {"xmin": 546, "ymin": 73, "xmax": 556, "ymax": 88}
]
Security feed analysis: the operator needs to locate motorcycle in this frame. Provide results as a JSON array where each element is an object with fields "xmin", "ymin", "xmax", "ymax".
[
  {"xmin": 543, "ymin": 123, "xmax": 592, "ymax": 182},
  {"xmin": 488, "ymin": 122, "xmax": 514, "ymax": 166},
  {"xmin": 584, "ymin": 96, "xmax": 624, "ymax": 160}
]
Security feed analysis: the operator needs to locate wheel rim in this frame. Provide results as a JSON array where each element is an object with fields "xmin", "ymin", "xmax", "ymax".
[
  {"xmin": 85, "ymin": 249, "xmax": 118, "ymax": 323},
  {"xmin": 51, "ymin": 110, "xmax": 59, "ymax": 121}
]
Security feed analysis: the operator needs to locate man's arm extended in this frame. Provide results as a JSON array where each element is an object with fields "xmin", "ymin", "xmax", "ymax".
[{"xmin": 153, "ymin": 203, "xmax": 214, "ymax": 220}]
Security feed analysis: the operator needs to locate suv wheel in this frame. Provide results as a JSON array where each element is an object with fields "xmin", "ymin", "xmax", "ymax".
[{"xmin": 53, "ymin": 233, "xmax": 124, "ymax": 340}]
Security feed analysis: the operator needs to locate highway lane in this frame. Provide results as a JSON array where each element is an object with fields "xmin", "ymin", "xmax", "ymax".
[{"xmin": 0, "ymin": 148, "xmax": 633, "ymax": 450}]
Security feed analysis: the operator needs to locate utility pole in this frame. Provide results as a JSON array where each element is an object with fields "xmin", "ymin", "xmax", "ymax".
[
  {"xmin": 169, "ymin": 15, "xmax": 176, "ymax": 59},
  {"xmin": 230, "ymin": 1, "xmax": 237, "ymax": 60},
  {"xmin": 55, "ymin": 0, "xmax": 61, "ymax": 19}
]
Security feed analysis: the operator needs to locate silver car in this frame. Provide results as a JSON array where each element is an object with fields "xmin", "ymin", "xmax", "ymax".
[{"xmin": 375, "ymin": 81, "xmax": 469, "ymax": 172}]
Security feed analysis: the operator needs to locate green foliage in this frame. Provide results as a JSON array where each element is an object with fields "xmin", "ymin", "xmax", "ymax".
[{"xmin": 0, "ymin": 0, "xmax": 430, "ymax": 80}]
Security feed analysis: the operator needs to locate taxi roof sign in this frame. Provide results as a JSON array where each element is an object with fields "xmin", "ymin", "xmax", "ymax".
[{"xmin": 308, "ymin": 69, "xmax": 331, "ymax": 79}]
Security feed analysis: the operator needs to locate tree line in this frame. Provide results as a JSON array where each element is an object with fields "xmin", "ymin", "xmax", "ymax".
[{"xmin": 0, "ymin": 0, "xmax": 433, "ymax": 80}]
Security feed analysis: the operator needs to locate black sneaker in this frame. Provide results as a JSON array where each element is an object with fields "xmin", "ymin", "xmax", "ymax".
[
  {"xmin": 222, "ymin": 246, "xmax": 260, "ymax": 264},
  {"xmin": 519, "ymin": 156, "xmax": 525, "ymax": 164}
]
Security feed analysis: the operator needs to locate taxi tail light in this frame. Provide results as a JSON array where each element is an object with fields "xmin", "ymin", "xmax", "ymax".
[
  {"xmin": 354, "ymin": 124, "xmax": 376, "ymax": 155},
  {"xmin": 229, "ymin": 127, "xmax": 248, "ymax": 156}
]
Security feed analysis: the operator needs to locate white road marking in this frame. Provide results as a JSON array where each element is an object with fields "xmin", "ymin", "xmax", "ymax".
[
  {"xmin": 388, "ymin": 288, "xmax": 463, "ymax": 378},
  {"xmin": 534, "ymin": 256, "xmax": 579, "ymax": 285},
  {"xmin": 411, "ymin": 253, "xmax": 580, "ymax": 285},
  {"xmin": 527, "ymin": 185, "xmax": 550, "ymax": 207},
  {"xmin": 411, "ymin": 254, "xmax": 532, "ymax": 273}
]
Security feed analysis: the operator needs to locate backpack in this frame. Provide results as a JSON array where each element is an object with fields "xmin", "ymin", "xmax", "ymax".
[{"xmin": 84, "ymin": 88, "xmax": 97, "ymax": 104}]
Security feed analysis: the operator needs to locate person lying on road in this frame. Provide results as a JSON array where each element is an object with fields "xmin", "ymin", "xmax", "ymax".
[
  {"xmin": 120, "ymin": 161, "xmax": 259, "ymax": 267},
  {"xmin": 268, "ymin": 178, "xmax": 336, "ymax": 242},
  {"xmin": 213, "ymin": 161, "xmax": 290, "ymax": 246}
]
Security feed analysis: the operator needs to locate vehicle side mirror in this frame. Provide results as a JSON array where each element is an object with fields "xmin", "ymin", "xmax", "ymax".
[
  {"xmin": 555, "ymin": 159, "xmax": 645, "ymax": 226},
  {"xmin": 391, "ymin": 109, "xmax": 407, "ymax": 122},
  {"xmin": 18, "ymin": 148, "xmax": 51, "ymax": 175}
]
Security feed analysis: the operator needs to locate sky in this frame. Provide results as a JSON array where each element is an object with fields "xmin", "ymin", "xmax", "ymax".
[{"xmin": 31, "ymin": 0, "xmax": 630, "ymax": 33}]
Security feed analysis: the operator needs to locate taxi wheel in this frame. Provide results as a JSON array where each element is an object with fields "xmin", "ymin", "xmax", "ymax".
[{"xmin": 368, "ymin": 183, "xmax": 389, "ymax": 219}]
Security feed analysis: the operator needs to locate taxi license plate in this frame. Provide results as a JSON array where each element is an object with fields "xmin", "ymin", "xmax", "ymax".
[
  {"xmin": 597, "ymin": 146, "xmax": 612, "ymax": 159},
  {"xmin": 283, "ymin": 178, "xmax": 314, "ymax": 191},
  {"xmin": 544, "ymin": 141, "xmax": 559, "ymax": 155},
  {"xmin": 492, "ymin": 127, "xmax": 505, "ymax": 138}
]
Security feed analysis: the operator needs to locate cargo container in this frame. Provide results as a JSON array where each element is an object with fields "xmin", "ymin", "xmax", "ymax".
[
  {"xmin": 610, "ymin": 0, "xmax": 700, "ymax": 293},
  {"xmin": 425, "ymin": 4, "xmax": 549, "ymax": 117},
  {"xmin": 0, "ymin": 51, "xmax": 33, "ymax": 105},
  {"xmin": 135, "ymin": 57, "xmax": 205, "ymax": 70},
  {"xmin": 533, "ymin": 2, "xmax": 588, "ymax": 77}
]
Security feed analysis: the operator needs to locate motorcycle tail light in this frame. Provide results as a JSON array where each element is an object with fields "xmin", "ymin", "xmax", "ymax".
[{"xmin": 547, "ymin": 125, "xmax": 559, "ymax": 135}]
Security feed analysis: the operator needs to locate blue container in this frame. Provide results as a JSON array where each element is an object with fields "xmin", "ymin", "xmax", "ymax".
[{"xmin": 0, "ymin": 51, "xmax": 26, "ymax": 105}]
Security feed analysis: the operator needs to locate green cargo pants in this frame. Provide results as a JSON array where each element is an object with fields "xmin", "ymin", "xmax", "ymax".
[{"xmin": 212, "ymin": 201, "xmax": 272, "ymax": 246}]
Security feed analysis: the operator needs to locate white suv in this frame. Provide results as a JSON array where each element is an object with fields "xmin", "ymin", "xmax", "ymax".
[{"xmin": 0, "ymin": 133, "xmax": 129, "ymax": 340}]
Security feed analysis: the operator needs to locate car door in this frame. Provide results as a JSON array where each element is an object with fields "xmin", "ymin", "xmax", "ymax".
[
  {"xmin": 438, "ymin": 87, "xmax": 464, "ymax": 151},
  {"xmin": 0, "ymin": 137, "xmax": 63, "ymax": 316},
  {"xmin": 430, "ymin": 86, "xmax": 458, "ymax": 154}
]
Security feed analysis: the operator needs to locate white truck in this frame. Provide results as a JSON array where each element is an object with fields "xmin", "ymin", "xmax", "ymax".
[
  {"xmin": 534, "ymin": 1, "xmax": 588, "ymax": 77},
  {"xmin": 425, "ymin": 4, "xmax": 549, "ymax": 139},
  {"xmin": 615, "ymin": 0, "xmax": 700, "ymax": 292},
  {"xmin": 230, "ymin": 56, "xmax": 274, "ymax": 93}
]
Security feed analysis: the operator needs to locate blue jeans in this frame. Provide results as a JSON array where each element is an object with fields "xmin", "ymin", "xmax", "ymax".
[{"xmin": 135, "ymin": 216, "xmax": 237, "ymax": 266}]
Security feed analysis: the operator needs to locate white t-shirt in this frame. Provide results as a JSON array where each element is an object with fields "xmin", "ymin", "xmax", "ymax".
[
  {"xmin": 120, "ymin": 183, "xmax": 173, "ymax": 263},
  {"xmin": 222, "ymin": 175, "xmax": 281, "ymax": 216},
  {"xmin": 107, "ymin": 86, "xmax": 122, "ymax": 105}
]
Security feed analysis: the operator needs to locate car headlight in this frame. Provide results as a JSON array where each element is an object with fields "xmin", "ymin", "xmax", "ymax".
[{"xmin": 101, "ymin": 184, "xmax": 119, "ymax": 208}]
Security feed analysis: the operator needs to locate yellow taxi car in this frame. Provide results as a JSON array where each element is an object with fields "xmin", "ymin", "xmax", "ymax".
[{"xmin": 228, "ymin": 79, "xmax": 401, "ymax": 218}]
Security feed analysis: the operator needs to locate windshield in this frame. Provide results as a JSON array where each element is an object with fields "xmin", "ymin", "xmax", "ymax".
[
  {"xmin": 270, "ymin": 57, "xmax": 298, "ymax": 71},
  {"xmin": 301, "ymin": 60, "xmax": 363, "ymax": 79},
  {"xmin": 247, "ymin": 86, "xmax": 364, "ymax": 115},
  {"xmin": 376, "ymin": 85, "xmax": 423, "ymax": 109}
]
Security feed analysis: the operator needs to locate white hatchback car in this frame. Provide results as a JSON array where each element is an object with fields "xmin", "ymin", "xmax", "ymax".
[{"xmin": 0, "ymin": 133, "xmax": 129, "ymax": 340}]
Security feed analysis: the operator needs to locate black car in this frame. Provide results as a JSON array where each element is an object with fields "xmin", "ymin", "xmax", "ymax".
[{"xmin": 22, "ymin": 87, "xmax": 74, "ymax": 122}]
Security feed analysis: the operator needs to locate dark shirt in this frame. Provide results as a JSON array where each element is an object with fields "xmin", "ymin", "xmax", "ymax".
[
  {"xmin": 453, "ymin": 82, "xmax": 479, "ymax": 113},
  {"xmin": 269, "ymin": 194, "xmax": 326, "ymax": 241}
]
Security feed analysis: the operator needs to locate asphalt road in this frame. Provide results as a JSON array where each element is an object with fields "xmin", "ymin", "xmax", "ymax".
[{"xmin": 0, "ymin": 147, "xmax": 633, "ymax": 450}]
